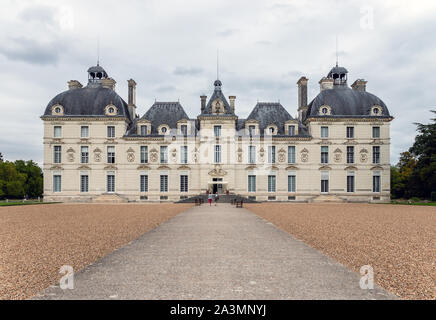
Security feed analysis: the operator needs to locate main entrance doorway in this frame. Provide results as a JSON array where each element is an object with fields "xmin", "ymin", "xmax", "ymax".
[{"xmin": 212, "ymin": 178, "xmax": 223, "ymax": 194}]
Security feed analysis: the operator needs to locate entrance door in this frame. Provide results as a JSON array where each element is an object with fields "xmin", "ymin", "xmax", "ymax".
[
  {"xmin": 212, "ymin": 178, "xmax": 223, "ymax": 194},
  {"xmin": 212, "ymin": 184, "xmax": 218, "ymax": 194}
]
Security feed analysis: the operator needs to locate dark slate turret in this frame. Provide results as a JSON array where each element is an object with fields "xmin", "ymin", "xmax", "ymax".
[{"xmin": 201, "ymin": 79, "xmax": 234, "ymax": 115}]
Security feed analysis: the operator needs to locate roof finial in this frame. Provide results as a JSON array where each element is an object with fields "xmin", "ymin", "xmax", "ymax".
[{"xmin": 335, "ymin": 35, "xmax": 338, "ymax": 67}]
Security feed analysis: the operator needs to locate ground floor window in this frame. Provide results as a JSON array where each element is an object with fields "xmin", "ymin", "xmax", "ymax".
[
  {"xmin": 107, "ymin": 174, "xmax": 115, "ymax": 193},
  {"xmin": 180, "ymin": 175, "xmax": 188, "ymax": 192},
  {"xmin": 248, "ymin": 175, "xmax": 256, "ymax": 192},
  {"xmin": 80, "ymin": 175, "xmax": 89, "ymax": 193},
  {"xmin": 268, "ymin": 175, "xmax": 276, "ymax": 192},
  {"xmin": 373, "ymin": 172, "xmax": 381, "ymax": 192},
  {"xmin": 140, "ymin": 175, "xmax": 148, "ymax": 192},
  {"xmin": 321, "ymin": 171, "xmax": 329, "ymax": 193},
  {"xmin": 347, "ymin": 172, "xmax": 355, "ymax": 193},
  {"xmin": 53, "ymin": 175, "xmax": 61, "ymax": 192},
  {"xmin": 160, "ymin": 175, "xmax": 168, "ymax": 192},
  {"xmin": 288, "ymin": 175, "xmax": 296, "ymax": 192}
]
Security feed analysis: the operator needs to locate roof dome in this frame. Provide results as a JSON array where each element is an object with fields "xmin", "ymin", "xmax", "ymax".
[{"xmin": 214, "ymin": 79, "xmax": 222, "ymax": 88}]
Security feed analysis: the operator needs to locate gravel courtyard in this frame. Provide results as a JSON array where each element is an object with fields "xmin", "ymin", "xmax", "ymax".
[
  {"xmin": 0, "ymin": 203, "xmax": 191, "ymax": 300},
  {"xmin": 245, "ymin": 203, "xmax": 436, "ymax": 300}
]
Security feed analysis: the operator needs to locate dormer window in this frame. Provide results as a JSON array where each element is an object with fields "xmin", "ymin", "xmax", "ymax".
[
  {"xmin": 181, "ymin": 125, "xmax": 188, "ymax": 136},
  {"xmin": 105, "ymin": 104, "xmax": 117, "ymax": 116},
  {"xmin": 158, "ymin": 125, "xmax": 170, "ymax": 135},
  {"xmin": 161, "ymin": 127, "xmax": 167, "ymax": 133},
  {"xmin": 371, "ymin": 105, "xmax": 383, "ymax": 116},
  {"xmin": 288, "ymin": 125, "xmax": 295, "ymax": 136},
  {"xmin": 249, "ymin": 125, "xmax": 256, "ymax": 136},
  {"xmin": 269, "ymin": 127, "xmax": 274, "ymax": 134},
  {"xmin": 140, "ymin": 125, "xmax": 148, "ymax": 136},
  {"xmin": 51, "ymin": 104, "xmax": 64, "ymax": 116},
  {"xmin": 266, "ymin": 125, "xmax": 278, "ymax": 135}
]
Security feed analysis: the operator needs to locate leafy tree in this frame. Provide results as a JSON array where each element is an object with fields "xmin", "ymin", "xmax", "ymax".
[
  {"xmin": 0, "ymin": 161, "xmax": 27, "ymax": 199},
  {"xmin": 14, "ymin": 160, "xmax": 43, "ymax": 198},
  {"xmin": 0, "ymin": 152, "xmax": 3, "ymax": 162},
  {"xmin": 390, "ymin": 166, "xmax": 405, "ymax": 199}
]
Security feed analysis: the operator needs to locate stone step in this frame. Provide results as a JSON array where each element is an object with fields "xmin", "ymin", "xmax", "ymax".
[
  {"xmin": 93, "ymin": 193, "xmax": 129, "ymax": 203},
  {"xmin": 310, "ymin": 194, "xmax": 345, "ymax": 203}
]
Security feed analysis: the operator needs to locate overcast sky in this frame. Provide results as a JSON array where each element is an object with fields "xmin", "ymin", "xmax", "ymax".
[{"xmin": 1, "ymin": 0, "xmax": 435, "ymax": 165}]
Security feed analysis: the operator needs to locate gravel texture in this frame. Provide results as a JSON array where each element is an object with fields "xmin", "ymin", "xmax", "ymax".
[
  {"xmin": 245, "ymin": 203, "xmax": 436, "ymax": 300},
  {"xmin": 0, "ymin": 203, "xmax": 191, "ymax": 300}
]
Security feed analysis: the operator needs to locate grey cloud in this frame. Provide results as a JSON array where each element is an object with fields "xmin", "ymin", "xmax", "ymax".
[
  {"xmin": 18, "ymin": 5, "xmax": 57, "ymax": 25},
  {"xmin": 0, "ymin": 37, "xmax": 62, "ymax": 65},
  {"xmin": 156, "ymin": 85, "xmax": 177, "ymax": 93},
  {"xmin": 173, "ymin": 67, "xmax": 204, "ymax": 76},
  {"xmin": 216, "ymin": 28, "xmax": 239, "ymax": 37}
]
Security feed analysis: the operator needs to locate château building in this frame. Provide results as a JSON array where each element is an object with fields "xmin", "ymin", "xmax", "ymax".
[{"xmin": 41, "ymin": 62, "xmax": 393, "ymax": 202}]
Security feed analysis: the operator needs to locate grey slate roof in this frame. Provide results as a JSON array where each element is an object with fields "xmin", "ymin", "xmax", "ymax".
[
  {"xmin": 140, "ymin": 102, "xmax": 189, "ymax": 134},
  {"xmin": 43, "ymin": 86, "xmax": 131, "ymax": 120},
  {"xmin": 305, "ymin": 86, "xmax": 390, "ymax": 120},
  {"xmin": 246, "ymin": 102, "xmax": 294, "ymax": 135}
]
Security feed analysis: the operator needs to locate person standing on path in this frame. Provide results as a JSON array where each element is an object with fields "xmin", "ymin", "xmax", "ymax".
[
  {"xmin": 208, "ymin": 193, "xmax": 213, "ymax": 206},
  {"xmin": 214, "ymin": 192, "xmax": 219, "ymax": 206}
]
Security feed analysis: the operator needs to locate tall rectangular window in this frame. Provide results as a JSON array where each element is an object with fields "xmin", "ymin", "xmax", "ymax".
[
  {"xmin": 54, "ymin": 126, "xmax": 62, "ymax": 138},
  {"xmin": 214, "ymin": 125, "xmax": 221, "ymax": 137},
  {"xmin": 268, "ymin": 175, "xmax": 276, "ymax": 192},
  {"xmin": 268, "ymin": 146, "xmax": 276, "ymax": 164},
  {"xmin": 107, "ymin": 146, "xmax": 115, "ymax": 163},
  {"xmin": 81, "ymin": 146, "xmax": 89, "ymax": 163},
  {"xmin": 347, "ymin": 171, "xmax": 355, "ymax": 193},
  {"xmin": 321, "ymin": 146, "xmax": 329, "ymax": 164},
  {"xmin": 288, "ymin": 125, "xmax": 295, "ymax": 136},
  {"xmin": 346, "ymin": 126, "xmax": 354, "ymax": 139},
  {"xmin": 180, "ymin": 175, "xmax": 188, "ymax": 192},
  {"xmin": 249, "ymin": 125, "xmax": 256, "ymax": 136},
  {"xmin": 81, "ymin": 126, "xmax": 89, "ymax": 138},
  {"xmin": 347, "ymin": 146, "xmax": 354, "ymax": 164},
  {"xmin": 373, "ymin": 146, "xmax": 380, "ymax": 164},
  {"xmin": 53, "ymin": 175, "xmax": 61, "ymax": 192},
  {"xmin": 214, "ymin": 145, "xmax": 221, "ymax": 163},
  {"xmin": 181, "ymin": 125, "xmax": 188, "ymax": 136},
  {"xmin": 140, "ymin": 175, "xmax": 148, "ymax": 192},
  {"xmin": 373, "ymin": 173, "xmax": 381, "ymax": 192},
  {"xmin": 248, "ymin": 146, "xmax": 256, "ymax": 164},
  {"xmin": 107, "ymin": 173, "xmax": 115, "ymax": 192},
  {"xmin": 160, "ymin": 175, "xmax": 168, "ymax": 192},
  {"xmin": 180, "ymin": 146, "xmax": 188, "ymax": 164},
  {"xmin": 288, "ymin": 174, "xmax": 296, "ymax": 192},
  {"xmin": 53, "ymin": 146, "xmax": 62, "ymax": 163},
  {"xmin": 373, "ymin": 126, "xmax": 380, "ymax": 138},
  {"xmin": 140, "ymin": 125, "xmax": 147, "ymax": 136},
  {"xmin": 140, "ymin": 146, "xmax": 148, "ymax": 164},
  {"xmin": 288, "ymin": 146, "xmax": 296, "ymax": 164},
  {"xmin": 107, "ymin": 126, "xmax": 115, "ymax": 138},
  {"xmin": 321, "ymin": 126, "xmax": 329, "ymax": 138},
  {"xmin": 248, "ymin": 175, "xmax": 256, "ymax": 192},
  {"xmin": 80, "ymin": 175, "xmax": 89, "ymax": 193},
  {"xmin": 321, "ymin": 171, "xmax": 329, "ymax": 193},
  {"xmin": 160, "ymin": 146, "xmax": 168, "ymax": 164}
]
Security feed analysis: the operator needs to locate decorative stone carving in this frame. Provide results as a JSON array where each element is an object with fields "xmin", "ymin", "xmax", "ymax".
[
  {"xmin": 237, "ymin": 148, "xmax": 243, "ymax": 163},
  {"xmin": 93, "ymin": 148, "xmax": 102, "ymax": 162},
  {"xmin": 333, "ymin": 148, "xmax": 342, "ymax": 163},
  {"xmin": 192, "ymin": 147, "xmax": 199, "ymax": 163},
  {"xmin": 127, "ymin": 147, "xmax": 135, "ymax": 162},
  {"xmin": 259, "ymin": 147, "xmax": 265, "ymax": 163},
  {"xmin": 149, "ymin": 148, "xmax": 158, "ymax": 163},
  {"xmin": 208, "ymin": 165, "xmax": 227, "ymax": 177},
  {"xmin": 278, "ymin": 148, "xmax": 286, "ymax": 163},
  {"xmin": 66, "ymin": 147, "xmax": 75, "ymax": 162},
  {"xmin": 300, "ymin": 148, "xmax": 309, "ymax": 162},
  {"xmin": 360, "ymin": 148, "xmax": 368, "ymax": 163},
  {"xmin": 171, "ymin": 148, "xmax": 177, "ymax": 162}
]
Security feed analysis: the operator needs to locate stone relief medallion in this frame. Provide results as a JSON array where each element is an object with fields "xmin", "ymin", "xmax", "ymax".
[
  {"xmin": 149, "ymin": 148, "xmax": 158, "ymax": 163},
  {"xmin": 93, "ymin": 148, "xmax": 102, "ymax": 162},
  {"xmin": 208, "ymin": 165, "xmax": 227, "ymax": 177},
  {"xmin": 278, "ymin": 148, "xmax": 286, "ymax": 163},
  {"xmin": 300, "ymin": 148, "xmax": 309, "ymax": 163},
  {"xmin": 127, "ymin": 147, "xmax": 135, "ymax": 162},
  {"xmin": 66, "ymin": 147, "xmax": 75, "ymax": 162},
  {"xmin": 360, "ymin": 148, "xmax": 368, "ymax": 163},
  {"xmin": 171, "ymin": 148, "xmax": 177, "ymax": 162},
  {"xmin": 333, "ymin": 148, "xmax": 342, "ymax": 163}
]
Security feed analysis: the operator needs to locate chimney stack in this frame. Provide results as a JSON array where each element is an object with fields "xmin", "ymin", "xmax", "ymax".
[
  {"xmin": 200, "ymin": 95, "xmax": 207, "ymax": 112},
  {"xmin": 101, "ymin": 78, "xmax": 116, "ymax": 90},
  {"xmin": 319, "ymin": 77, "xmax": 334, "ymax": 91},
  {"xmin": 229, "ymin": 96, "xmax": 236, "ymax": 113},
  {"xmin": 297, "ymin": 77, "xmax": 308, "ymax": 122},
  {"xmin": 127, "ymin": 79, "xmax": 137, "ymax": 119},
  {"xmin": 351, "ymin": 79, "xmax": 367, "ymax": 92},
  {"xmin": 68, "ymin": 80, "xmax": 82, "ymax": 90}
]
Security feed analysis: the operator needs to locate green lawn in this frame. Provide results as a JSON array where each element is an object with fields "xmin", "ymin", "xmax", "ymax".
[
  {"xmin": 390, "ymin": 201, "xmax": 436, "ymax": 206},
  {"xmin": 0, "ymin": 201, "xmax": 59, "ymax": 207}
]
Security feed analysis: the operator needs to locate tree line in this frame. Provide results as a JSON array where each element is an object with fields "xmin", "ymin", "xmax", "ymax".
[
  {"xmin": 0, "ymin": 155, "xmax": 43, "ymax": 199},
  {"xmin": 391, "ymin": 111, "xmax": 436, "ymax": 200}
]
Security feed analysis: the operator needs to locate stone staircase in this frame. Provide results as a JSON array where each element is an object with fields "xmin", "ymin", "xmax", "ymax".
[
  {"xmin": 177, "ymin": 194, "xmax": 258, "ymax": 204},
  {"xmin": 92, "ymin": 193, "xmax": 129, "ymax": 203},
  {"xmin": 309, "ymin": 194, "xmax": 345, "ymax": 203}
]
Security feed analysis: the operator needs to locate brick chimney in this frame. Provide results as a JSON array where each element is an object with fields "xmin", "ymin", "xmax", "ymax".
[
  {"xmin": 101, "ymin": 78, "xmax": 116, "ymax": 90},
  {"xmin": 229, "ymin": 96, "xmax": 236, "ymax": 113},
  {"xmin": 68, "ymin": 80, "xmax": 82, "ymax": 90},
  {"xmin": 351, "ymin": 79, "xmax": 367, "ymax": 92},
  {"xmin": 297, "ymin": 77, "xmax": 308, "ymax": 122},
  {"xmin": 200, "ymin": 95, "xmax": 207, "ymax": 112},
  {"xmin": 127, "ymin": 79, "xmax": 137, "ymax": 119},
  {"xmin": 319, "ymin": 77, "xmax": 334, "ymax": 91}
]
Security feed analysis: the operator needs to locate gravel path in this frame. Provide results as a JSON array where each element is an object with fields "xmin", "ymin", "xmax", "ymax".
[
  {"xmin": 245, "ymin": 203, "xmax": 436, "ymax": 300},
  {"xmin": 34, "ymin": 204, "xmax": 393, "ymax": 300},
  {"xmin": 0, "ymin": 203, "xmax": 191, "ymax": 300}
]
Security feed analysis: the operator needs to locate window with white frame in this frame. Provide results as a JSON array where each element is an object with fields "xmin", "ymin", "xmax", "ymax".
[
  {"xmin": 268, "ymin": 146, "xmax": 276, "ymax": 164},
  {"xmin": 107, "ymin": 126, "xmax": 115, "ymax": 138},
  {"xmin": 180, "ymin": 146, "xmax": 188, "ymax": 164},
  {"xmin": 140, "ymin": 175, "xmax": 148, "ymax": 192},
  {"xmin": 248, "ymin": 125, "xmax": 256, "ymax": 136},
  {"xmin": 346, "ymin": 126, "xmax": 354, "ymax": 139},
  {"xmin": 81, "ymin": 126, "xmax": 89, "ymax": 138},
  {"xmin": 140, "ymin": 146, "xmax": 148, "ymax": 164},
  {"xmin": 54, "ymin": 126, "xmax": 62, "ymax": 138},
  {"xmin": 160, "ymin": 146, "xmax": 168, "ymax": 164},
  {"xmin": 321, "ymin": 126, "xmax": 329, "ymax": 138},
  {"xmin": 214, "ymin": 145, "xmax": 221, "ymax": 163},
  {"xmin": 268, "ymin": 175, "xmax": 276, "ymax": 192},
  {"xmin": 321, "ymin": 171, "xmax": 329, "ymax": 193},
  {"xmin": 288, "ymin": 146, "xmax": 296, "ymax": 164},
  {"xmin": 53, "ymin": 146, "xmax": 62, "ymax": 163},
  {"xmin": 53, "ymin": 174, "xmax": 61, "ymax": 192},
  {"xmin": 107, "ymin": 172, "xmax": 115, "ymax": 192},
  {"xmin": 321, "ymin": 146, "xmax": 329, "ymax": 164},
  {"xmin": 81, "ymin": 146, "xmax": 89, "ymax": 163},
  {"xmin": 107, "ymin": 146, "xmax": 115, "ymax": 163},
  {"xmin": 248, "ymin": 175, "xmax": 256, "ymax": 192},
  {"xmin": 248, "ymin": 145, "xmax": 256, "ymax": 164},
  {"xmin": 80, "ymin": 174, "xmax": 89, "ymax": 192},
  {"xmin": 180, "ymin": 175, "xmax": 188, "ymax": 192},
  {"xmin": 288, "ymin": 125, "xmax": 295, "ymax": 136},
  {"xmin": 373, "ymin": 146, "xmax": 380, "ymax": 164},
  {"xmin": 373, "ymin": 171, "xmax": 381, "ymax": 192},
  {"xmin": 214, "ymin": 125, "xmax": 221, "ymax": 137},
  {"xmin": 347, "ymin": 146, "xmax": 354, "ymax": 164},
  {"xmin": 160, "ymin": 175, "xmax": 168, "ymax": 192},
  {"xmin": 347, "ymin": 171, "xmax": 355, "ymax": 193},
  {"xmin": 372, "ymin": 126, "xmax": 380, "ymax": 138},
  {"xmin": 140, "ymin": 125, "xmax": 148, "ymax": 136},
  {"xmin": 181, "ymin": 124, "xmax": 188, "ymax": 136},
  {"xmin": 288, "ymin": 173, "xmax": 296, "ymax": 192}
]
